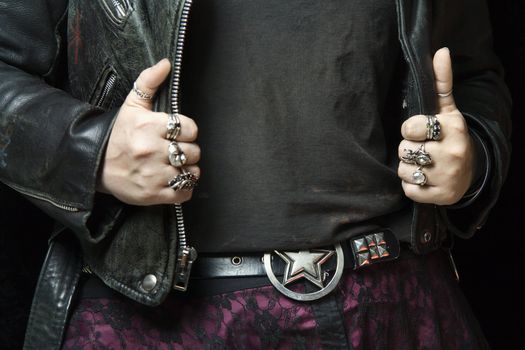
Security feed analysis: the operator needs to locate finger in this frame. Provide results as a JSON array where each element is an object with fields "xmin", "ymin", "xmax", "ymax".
[
  {"xmin": 433, "ymin": 48, "xmax": 457, "ymax": 113},
  {"xmin": 401, "ymin": 181, "xmax": 463, "ymax": 206},
  {"xmin": 126, "ymin": 58, "xmax": 172, "ymax": 109},
  {"xmin": 158, "ymin": 165, "xmax": 201, "ymax": 204},
  {"xmin": 398, "ymin": 162, "xmax": 436, "ymax": 186},
  {"xmin": 398, "ymin": 139, "xmax": 439, "ymax": 164},
  {"xmin": 162, "ymin": 140, "xmax": 201, "ymax": 166},
  {"xmin": 401, "ymin": 181, "xmax": 442, "ymax": 204},
  {"xmin": 151, "ymin": 113, "xmax": 199, "ymax": 142},
  {"xmin": 401, "ymin": 115, "xmax": 428, "ymax": 141}
]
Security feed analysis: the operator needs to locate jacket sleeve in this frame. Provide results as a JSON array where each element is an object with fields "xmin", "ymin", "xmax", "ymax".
[
  {"xmin": 0, "ymin": 0, "xmax": 123, "ymax": 243},
  {"xmin": 432, "ymin": 0, "xmax": 512, "ymax": 237}
]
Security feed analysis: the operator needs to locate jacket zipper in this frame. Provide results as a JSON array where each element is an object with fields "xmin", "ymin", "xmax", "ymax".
[
  {"xmin": 111, "ymin": 0, "xmax": 128, "ymax": 18},
  {"xmin": 3, "ymin": 181, "xmax": 80, "ymax": 212},
  {"xmin": 95, "ymin": 72, "xmax": 117, "ymax": 108},
  {"xmin": 171, "ymin": 0, "xmax": 197, "ymax": 292},
  {"xmin": 100, "ymin": 0, "xmax": 132, "ymax": 26},
  {"xmin": 395, "ymin": 0, "xmax": 424, "ymax": 114}
]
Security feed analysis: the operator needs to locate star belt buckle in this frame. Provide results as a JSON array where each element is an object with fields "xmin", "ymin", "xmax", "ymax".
[{"xmin": 263, "ymin": 243, "xmax": 344, "ymax": 301}]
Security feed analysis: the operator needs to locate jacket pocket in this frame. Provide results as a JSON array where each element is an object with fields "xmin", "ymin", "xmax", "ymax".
[
  {"xmin": 98, "ymin": 0, "xmax": 133, "ymax": 28},
  {"xmin": 90, "ymin": 65, "xmax": 119, "ymax": 110}
]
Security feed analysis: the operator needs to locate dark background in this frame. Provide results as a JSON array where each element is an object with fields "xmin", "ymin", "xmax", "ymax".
[
  {"xmin": 1, "ymin": 1, "xmax": 523, "ymax": 348},
  {"xmin": 453, "ymin": 0, "xmax": 524, "ymax": 347}
]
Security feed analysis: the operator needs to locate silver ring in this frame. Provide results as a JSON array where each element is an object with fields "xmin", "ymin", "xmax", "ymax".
[
  {"xmin": 437, "ymin": 89, "xmax": 453, "ymax": 98},
  {"xmin": 401, "ymin": 144, "xmax": 432, "ymax": 166},
  {"xmin": 132, "ymin": 81, "xmax": 154, "ymax": 100},
  {"xmin": 168, "ymin": 171, "xmax": 198, "ymax": 191},
  {"xmin": 426, "ymin": 115, "xmax": 441, "ymax": 141},
  {"xmin": 412, "ymin": 167, "xmax": 428, "ymax": 186},
  {"xmin": 167, "ymin": 113, "xmax": 181, "ymax": 141},
  {"xmin": 168, "ymin": 141, "xmax": 187, "ymax": 167}
]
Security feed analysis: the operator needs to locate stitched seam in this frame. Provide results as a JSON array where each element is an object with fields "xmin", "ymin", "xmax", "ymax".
[{"xmin": 43, "ymin": 6, "xmax": 68, "ymax": 78}]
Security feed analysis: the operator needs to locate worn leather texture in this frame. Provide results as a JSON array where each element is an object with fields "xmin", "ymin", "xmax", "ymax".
[
  {"xmin": 22, "ymin": 236, "xmax": 82, "ymax": 350},
  {"xmin": 0, "ymin": 0, "xmax": 512, "ymax": 348}
]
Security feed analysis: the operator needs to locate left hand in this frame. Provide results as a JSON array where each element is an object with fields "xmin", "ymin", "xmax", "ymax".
[{"xmin": 397, "ymin": 47, "xmax": 477, "ymax": 205}]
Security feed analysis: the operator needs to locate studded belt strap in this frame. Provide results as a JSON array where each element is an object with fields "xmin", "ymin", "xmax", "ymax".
[{"xmin": 191, "ymin": 230, "xmax": 400, "ymax": 301}]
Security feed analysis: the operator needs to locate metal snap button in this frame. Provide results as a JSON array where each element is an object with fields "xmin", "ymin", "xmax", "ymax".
[
  {"xmin": 422, "ymin": 231, "xmax": 432, "ymax": 244},
  {"xmin": 231, "ymin": 256, "xmax": 243, "ymax": 266},
  {"xmin": 141, "ymin": 274, "xmax": 157, "ymax": 292}
]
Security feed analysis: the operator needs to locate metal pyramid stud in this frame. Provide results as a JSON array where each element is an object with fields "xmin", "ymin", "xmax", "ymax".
[
  {"xmin": 378, "ymin": 245, "xmax": 390, "ymax": 258},
  {"xmin": 365, "ymin": 235, "xmax": 376, "ymax": 247},
  {"xmin": 353, "ymin": 238, "xmax": 368, "ymax": 253},
  {"xmin": 374, "ymin": 233, "xmax": 386, "ymax": 246},
  {"xmin": 357, "ymin": 252, "xmax": 370, "ymax": 266},
  {"xmin": 369, "ymin": 246, "xmax": 380, "ymax": 260}
]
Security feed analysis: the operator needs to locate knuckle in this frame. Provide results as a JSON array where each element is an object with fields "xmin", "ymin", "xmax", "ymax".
[
  {"xmin": 137, "ymin": 188, "xmax": 156, "ymax": 204},
  {"xmin": 183, "ymin": 117, "xmax": 199, "ymax": 140},
  {"xmin": 403, "ymin": 184, "xmax": 417, "ymax": 198},
  {"xmin": 404, "ymin": 123, "xmax": 417, "ymax": 137},
  {"xmin": 448, "ymin": 143, "xmax": 468, "ymax": 160},
  {"xmin": 448, "ymin": 117, "xmax": 467, "ymax": 134},
  {"xmin": 440, "ymin": 189, "xmax": 462, "ymax": 205},
  {"xmin": 188, "ymin": 124, "xmax": 199, "ymax": 140},
  {"xmin": 175, "ymin": 190, "xmax": 193, "ymax": 203},
  {"xmin": 130, "ymin": 140, "xmax": 154, "ymax": 158},
  {"xmin": 135, "ymin": 115, "xmax": 155, "ymax": 130},
  {"xmin": 193, "ymin": 145, "xmax": 201, "ymax": 163},
  {"xmin": 397, "ymin": 163, "xmax": 405, "ymax": 178}
]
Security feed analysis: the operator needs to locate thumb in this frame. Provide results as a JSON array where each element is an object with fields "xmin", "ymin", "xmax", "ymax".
[
  {"xmin": 126, "ymin": 58, "xmax": 171, "ymax": 109},
  {"xmin": 433, "ymin": 47, "xmax": 457, "ymax": 113}
]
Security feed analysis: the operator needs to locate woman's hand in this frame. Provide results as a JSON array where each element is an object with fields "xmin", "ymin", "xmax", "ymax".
[
  {"xmin": 397, "ymin": 48, "xmax": 477, "ymax": 205},
  {"xmin": 98, "ymin": 59, "xmax": 201, "ymax": 205}
]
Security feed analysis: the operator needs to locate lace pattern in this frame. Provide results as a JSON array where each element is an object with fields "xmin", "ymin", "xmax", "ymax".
[{"xmin": 63, "ymin": 250, "xmax": 489, "ymax": 349}]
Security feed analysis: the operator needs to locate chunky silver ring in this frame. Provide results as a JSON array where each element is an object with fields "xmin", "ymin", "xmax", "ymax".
[
  {"xmin": 132, "ymin": 81, "xmax": 154, "ymax": 100},
  {"xmin": 426, "ymin": 115, "xmax": 441, "ymax": 141},
  {"xmin": 437, "ymin": 89, "xmax": 453, "ymax": 98},
  {"xmin": 168, "ymin": 141, "xmax": 187, "ymax": 167},
  {"xmin": 412, "ymin": 167, "xmax": 428, "ymax": 186},
  {"xmin": 169, "ymin": 171, "xmax": 198, "ymax": 191},
  {"xmin": 401, "ymin": 144, "xmax": 432, "ymax": 166},
  {"xmin": 167, "ymin": 113, "xmax": 181, "ymax": 141}
]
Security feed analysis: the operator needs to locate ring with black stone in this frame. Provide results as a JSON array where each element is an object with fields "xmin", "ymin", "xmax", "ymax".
[{"xmin": 426, "ymin": 115, "xmax": 441, "ymax": 141}]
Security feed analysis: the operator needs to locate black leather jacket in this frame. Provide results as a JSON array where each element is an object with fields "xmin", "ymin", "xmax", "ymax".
[{"xmin": 0, "ymin": 0, "xmax": 511, "ymax": 348}]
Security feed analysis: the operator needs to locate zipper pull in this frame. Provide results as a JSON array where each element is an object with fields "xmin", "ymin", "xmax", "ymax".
[{"xmin": 173, "ymin": 246, "xmax": 198, "ymax": 291}]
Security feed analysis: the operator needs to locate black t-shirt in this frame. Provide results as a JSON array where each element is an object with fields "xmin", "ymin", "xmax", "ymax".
[{"xmin": 181, "ymin": 0, "xmax": 407, "ymax": 252}]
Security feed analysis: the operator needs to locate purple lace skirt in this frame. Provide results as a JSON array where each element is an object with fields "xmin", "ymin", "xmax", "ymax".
[{"xmin": 62, "ymin": 250, "xmax": 488, "ymax": 349}]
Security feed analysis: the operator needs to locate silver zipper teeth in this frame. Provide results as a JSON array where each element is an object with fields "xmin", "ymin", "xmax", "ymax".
[
  {"xmin": 111, "ymin": 0, "xmax": 127, "ymax": 18},
  {"xmin": 171, "ymin": 0, "xmax": 193, "ymax": 250},
  {"xmin": 5, "ymin": 182, "xmax": 80, "ymax": 212},
  {"xmin": 96, "ymin": 73, "xmax": 117, "ymax": 107},
  {"xmin": 174, "ymin": 205, "xmax": 187, "ymax": 247}
]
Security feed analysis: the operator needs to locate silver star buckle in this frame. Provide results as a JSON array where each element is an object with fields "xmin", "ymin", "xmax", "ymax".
[{"xmin": 263, "ymin": 243, "xmax": 344, "ymax": 301}]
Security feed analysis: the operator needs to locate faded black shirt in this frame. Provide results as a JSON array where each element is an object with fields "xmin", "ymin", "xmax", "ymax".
[{"xmin": 181, "ymin": 0, "xmax": 406, "ymax": 252}]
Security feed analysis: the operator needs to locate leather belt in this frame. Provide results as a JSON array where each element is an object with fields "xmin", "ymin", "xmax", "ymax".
[{"xmin": 190, "ymin": 229, "xmax": 400, "ymax": 301}]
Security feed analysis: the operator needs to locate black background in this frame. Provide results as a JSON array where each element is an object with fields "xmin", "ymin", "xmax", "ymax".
[
  {"xmin": 1, "ymin": 1, "xmax": 523, "ymax": 348},
  {"xmin": 453, "ymin": 0, "xmax": 524, "ymax": 347}
]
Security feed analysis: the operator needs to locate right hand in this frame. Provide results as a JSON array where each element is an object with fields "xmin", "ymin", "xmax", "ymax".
[{"xmin": 97, "ymin": 59, "xmax": 200, "ymax": 205}]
